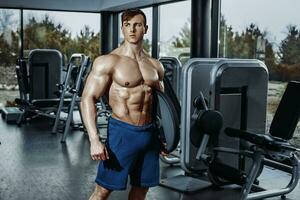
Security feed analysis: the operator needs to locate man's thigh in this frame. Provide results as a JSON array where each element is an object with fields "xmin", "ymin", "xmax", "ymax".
[{"xmin": 129, "ymin": 148, "xmax": 159, "ymax": 187}]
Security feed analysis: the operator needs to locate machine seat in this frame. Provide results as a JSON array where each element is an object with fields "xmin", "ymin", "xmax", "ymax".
[
  {"xmin": 225, "ymin": 128, "xmax": 296, "ymax": 152},
  {"xmin": 225, "ymin": 81, "xmax": 300, "ymax": 153}
]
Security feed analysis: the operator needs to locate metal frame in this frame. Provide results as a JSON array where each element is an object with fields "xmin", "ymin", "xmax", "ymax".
[
  {"xmin": 152, "ymin": 5, "xmax": 160, "ymax": 58},
  {"xmin": 191, "ymin": 0, "xmax": 211, "ymax": 58},
  {"xmin": 211, "ymin": 0, "xmax": 220, "ymax": 57}
]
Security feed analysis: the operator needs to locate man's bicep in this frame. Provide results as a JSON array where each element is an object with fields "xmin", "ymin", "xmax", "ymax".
[
  {"xmin": 157, "ymin": 61, "xmax": 165, "ymax": 92},
  {"xmin": 82, "ymin": 72, "xmax": 111, "ymax": 101}
]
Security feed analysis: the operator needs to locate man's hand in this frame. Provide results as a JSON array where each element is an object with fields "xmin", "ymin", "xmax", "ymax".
[
  {"xmin": 160, "ymin": 142, "xmax": 168, "ymax": 156},
  {"xmin": 90, "ymin": 140, "xmax": 109, "ymax": 161}
]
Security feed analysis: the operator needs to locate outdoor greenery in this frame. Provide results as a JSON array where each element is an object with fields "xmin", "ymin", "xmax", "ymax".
[
  {"xmin": 0, "ymin": 11, "xmax": 101, "ymax": 68},
  {"xmin": 23, "ymin": 15, "xmax": 101, "ymax": 61},
  {"xmin": 0, "ymin": 9, "xmax": 299, "ymax": 146},
  {"xmin": 171, "ymin": 15, "xmax": 300, "ymax": 81},
  {"xmin": 1, "ymin": 10, "xmax": 300, "ymax": 83}
]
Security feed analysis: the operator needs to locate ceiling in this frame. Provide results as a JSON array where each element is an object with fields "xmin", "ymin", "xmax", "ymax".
[{"xmin": 0, "ymin": 0, "xmax": 183, "ymax": 12}]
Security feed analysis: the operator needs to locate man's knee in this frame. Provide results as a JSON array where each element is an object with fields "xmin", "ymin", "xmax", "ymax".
[
  {"xmin": 129, "ymin": 186, "xmax": 149, "ymax": 200},
  {"xmin": 90, "ymin": 184, "xmax": 112, "ymax": 200}
]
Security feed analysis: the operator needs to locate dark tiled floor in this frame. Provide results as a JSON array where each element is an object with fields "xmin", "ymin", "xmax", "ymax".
[{"xmin": 0, "ymin": 116, "xmax": 299, "ymax": 200}]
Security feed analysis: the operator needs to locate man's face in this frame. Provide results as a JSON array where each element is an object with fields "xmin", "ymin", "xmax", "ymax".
[{"xmin": 122, "ymin": 14, "xmax": 148, "ymax": 44}]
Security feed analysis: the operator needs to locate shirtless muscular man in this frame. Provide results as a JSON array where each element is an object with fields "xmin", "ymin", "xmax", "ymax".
[{"xmin": 80, "ymin": 9, "xmax": 164, "ymax": 200}]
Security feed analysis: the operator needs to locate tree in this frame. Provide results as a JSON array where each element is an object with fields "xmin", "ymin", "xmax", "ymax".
[
  {"xmin": 143, "ymin": 38, "xmax": 151, "ymax": 53},
  {"xmin": 219, "ymin": 16, "xmax": 276, "ymax": 69},
  {"xmin": 172, "ymin": 19, "xmax": 191, "ymax": 48},
  {"xmin": 279, "ymin": 25, "xmax": 300, "ymax": 65},
  {"xmin": 23, "ymin": 15, "xmax": 73, "ymax": 57},
  {"xmin": 221, "ymin": 22, "xmax": 265, "ymax": 59},
  {"xmin": 71, "ymin": 25, "xmax": 100, "ymax": 61},
  {"xmin": 0, "ymin": 30, "xmax": 19, "ymax": 66}
]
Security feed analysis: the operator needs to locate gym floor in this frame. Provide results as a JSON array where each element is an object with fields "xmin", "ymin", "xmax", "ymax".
[{"xmin": 0, "ymin": 116, "xmax": 299, "ymax": 200}]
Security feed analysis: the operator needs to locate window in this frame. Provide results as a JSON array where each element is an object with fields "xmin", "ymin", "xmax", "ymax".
[
  {"xmin": 0, "ymin": 9, "xmax": 20, "ymax": 107},
  {"xmin": 0, "ymin": 9, "xmax": 101, "ymax": 108},
  {"xmin": 23, "ymin": 10, "xmax": 101, "ymax": 61},
  {"xmin": 221, "ymin": 0, "xmax": 300, "ymax": 147},
  {"xmin": 159, "ymin": 0, "xmax": 191, "ymax": 64}
]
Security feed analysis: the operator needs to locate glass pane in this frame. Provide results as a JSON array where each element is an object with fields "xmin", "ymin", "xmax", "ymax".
[
  {"xmin": 159, "ymin": 0, "xmax": 191, "ymax": 64},
  {"xmin": 118, "ymin": 8, "xmax": 153, "ymax": 55},
  {"xmin": 221, "ymin": 0, "xmax": 300, "ymax": 147},
  {"xmin": 0, "ymin": 9, "xmax": 20, "ymax": 107},
  {"xmin": 23, "ymin": 10, "xmax": 101, "ymax": 61}
]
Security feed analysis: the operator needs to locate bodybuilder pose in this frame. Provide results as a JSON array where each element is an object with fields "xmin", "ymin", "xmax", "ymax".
[{"xmin": 81, "ymin": 9, "xmax": 164, "ymax": 200}]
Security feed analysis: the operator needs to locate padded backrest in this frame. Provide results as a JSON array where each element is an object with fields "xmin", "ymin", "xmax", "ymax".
[
  {"xmin": 270, "ymin": 81, "xmax": 300, "ymax": 140},
  {"xmin": 28, "ymin": 49, "xmax": 63, "ymax": 101}
]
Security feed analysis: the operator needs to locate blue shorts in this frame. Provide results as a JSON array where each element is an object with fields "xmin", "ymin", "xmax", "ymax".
[{"xmin": 95, "ymin": 117, "xmax": 160, "ymax": 190}]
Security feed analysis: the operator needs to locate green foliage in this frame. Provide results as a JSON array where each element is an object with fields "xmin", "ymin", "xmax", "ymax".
[
  {"xmin": 272, "ymin": 63, "xmax": 300, "ymax": 81},
  {"xmin": 273, "ymin": 25, "xmax": 300, "ymax": 81},
  {"xmin": 2, "ymin": 10, "xmax": 300, "ymax": 82},
  {"xmin": 22, "ymin": 14, "xmax": 101, "ymax": 61},
  {"xmin": 69, "ymin": 25, "xmax": 100, "ymax": 61},
  {"xmin": 143, "ymin": 38, "xmax": 151, "ymax": 53},
  {"xmin": 279, "ymin": 25, "xmax": 300, "ymax": 65},
  {"xmin": 0, "ymin": 30, "xmax": 19, "ymax": 66},
  {"xmin": 219, "ymin": 15, "xmax": 278, "ymax": 76},
  {"xmin": 24, "ymin": 15, "xmax": 73, "ymax": 57},
  {"xmin": 219, "ymin": 17, "xmax": 273, "ymax": 60},
  {"xmin": 172, "ymin": 20, "xmax": 191, "ymax": 48}
]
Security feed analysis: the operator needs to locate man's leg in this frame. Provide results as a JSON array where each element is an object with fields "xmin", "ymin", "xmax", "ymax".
[
  {"xmin": 89, "ymin": 184, "xmax": 112, "ymax": 200},
  {"xmin": 128, "ymin": 186, "xmax": 149, "ymax": 200}
]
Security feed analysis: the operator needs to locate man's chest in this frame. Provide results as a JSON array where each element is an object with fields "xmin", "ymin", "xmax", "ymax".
[{"xmin": 113, "ymin": 59, "xmax": 159, "ymax": 88}]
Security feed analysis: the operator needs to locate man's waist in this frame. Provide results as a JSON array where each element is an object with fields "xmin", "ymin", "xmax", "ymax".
[
  {"xmin": 111, "ymin": 113, "xmax": 153, "ymax": 126},
  {"xmin": 109, "ymin": 114, "xmax": 155, "ymax": 131}
]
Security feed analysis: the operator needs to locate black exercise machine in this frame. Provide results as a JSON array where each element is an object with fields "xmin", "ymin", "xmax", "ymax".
[
  {"xmin": 158, "ymin": 57, "xmax": 299, "ymax": 199},
  {"xmin": 51, "ymin": 54, "xmax": 92, "ymax": 142},
  {"xmin": 15, "ymin": 49, "xmax": 64, "ymax": 124},
  {"xmin": 192, "ymin": 81, "xmax": 300, "ymax": 199}
]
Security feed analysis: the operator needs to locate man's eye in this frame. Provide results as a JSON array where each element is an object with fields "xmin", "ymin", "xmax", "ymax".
[{"xmin": 125, "ymin": 23, "xmax": 129, "ymax": 27}]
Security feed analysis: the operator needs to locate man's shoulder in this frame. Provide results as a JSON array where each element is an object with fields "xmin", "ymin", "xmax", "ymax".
[
  {"xmin": 92, "ymin": 54, "xmax": 121, "ymax": 74},
  {"xmin": 94, "ymin": 54, "xmax": 121, "ymax": 64},
  {"xmin": 148, "ymin": 57, "xmax": 164, "ymax": 72}
]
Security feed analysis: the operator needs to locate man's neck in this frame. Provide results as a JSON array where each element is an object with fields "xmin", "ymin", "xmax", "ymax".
[{"xmin": 121, "ymin": 41, "xmax": 145, "ymax": 60}]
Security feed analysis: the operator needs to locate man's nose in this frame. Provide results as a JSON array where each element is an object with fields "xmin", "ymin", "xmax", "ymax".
[{"xmin": 130, "ymin": 25, "xmax": 135, "ymax": 32}]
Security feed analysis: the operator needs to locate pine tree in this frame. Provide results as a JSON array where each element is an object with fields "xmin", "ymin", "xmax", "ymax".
[
  {"xmin": 171, "ymin": 19, "xmax": 191, "ymax": 48},
  {"xmin": 279, "ymin": 25, "xmax": 300, "ymax": 65},
  {"xmin": 24, "ymin": 15, "xmax": 72, "ymax": 57}
]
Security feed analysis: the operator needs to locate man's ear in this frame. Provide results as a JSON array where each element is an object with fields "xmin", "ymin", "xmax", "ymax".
[{"xmin": 144, "ymin": 25, "xmax": 148, "ymax": 34}]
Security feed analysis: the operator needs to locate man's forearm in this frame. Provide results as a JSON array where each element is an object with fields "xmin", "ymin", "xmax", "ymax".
[
  {"xmin": 80, "ymin": 97, "xmax": 99, "ymax": 142},
  {"xmin": 158, "ymin": 80, "xmax": 164, "ymax": 92}
]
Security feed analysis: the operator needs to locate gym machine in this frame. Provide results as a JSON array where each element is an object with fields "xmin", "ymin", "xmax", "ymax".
[
  {"xmin": 51, "ymin": 54, "xmax": 92, "ymax": 142},
  {"xmin": 15, "ymin": 49, "xmax": 64, "ymax": 124}
]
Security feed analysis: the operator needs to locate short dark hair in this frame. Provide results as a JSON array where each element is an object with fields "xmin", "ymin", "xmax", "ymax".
[{"xmin": 121, "ymin": 9, "xmax": 147, "ymax": 26}]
